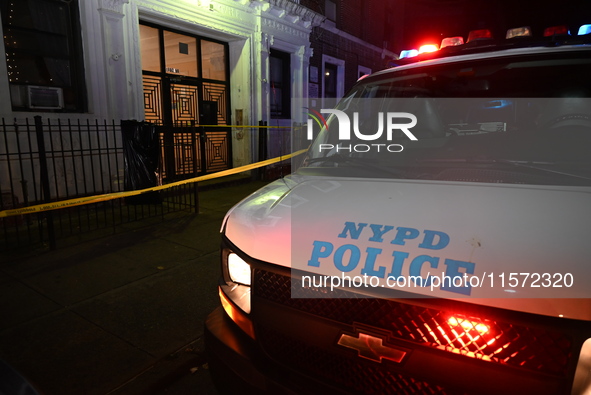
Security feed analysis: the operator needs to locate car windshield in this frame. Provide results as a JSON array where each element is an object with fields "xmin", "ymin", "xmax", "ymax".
[{"xmin": 302, "ymin": 50, "xmax": 591, "ymax": 186}]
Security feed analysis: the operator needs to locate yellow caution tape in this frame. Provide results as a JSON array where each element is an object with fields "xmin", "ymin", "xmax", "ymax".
[
  {"xmin": 0, "ymin": 149, "xmax": 308, "ymax": 218},
  {"xmin": 199, "ymin": 124, "xmax": 295, "ymax": 128}
]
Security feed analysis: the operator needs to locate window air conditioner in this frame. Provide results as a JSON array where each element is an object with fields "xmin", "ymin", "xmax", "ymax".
[{"xmin": 27, "ymin": 86, "xmax": 64, "ymax": 110}]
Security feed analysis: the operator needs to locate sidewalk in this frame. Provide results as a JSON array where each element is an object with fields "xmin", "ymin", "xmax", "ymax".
[{"xmin": 0, "ymin": 179, "xmax": 269, "ymax": 395}]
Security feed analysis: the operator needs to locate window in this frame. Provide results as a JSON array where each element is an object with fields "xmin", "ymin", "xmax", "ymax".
[
  {"xmin": 139, "ymin": 22, "xmax": 230, "ymax": 125},
  {"xmin": 324, "ymin": 63, "xmax": 338, "ymax": 97},
  {"xmin": 201, "ymin": 40, "xmax": 226, "ymax": 81},
  {"xmin": 1, "ymin": 0, "xmax": 86, "ymax": 112},
  {"xmin": 322, "ymin": 55, "xmax": 345, "ymax": 100},
  {"xmin": 306, "ymin": 54, "xmax": 591, "ymax": 187},
  {"xmin": 164, "ymin": 31, "xmax": 198, "ymax": 78},
  {"xmin": 269, "ymin": 49, "xmax": 291, "ymax": 119}
]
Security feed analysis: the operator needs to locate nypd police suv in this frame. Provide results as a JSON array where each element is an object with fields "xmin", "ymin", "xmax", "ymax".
[{"xmin": 206, "ymin": 24, "xmax": 591, "ymax": 395}]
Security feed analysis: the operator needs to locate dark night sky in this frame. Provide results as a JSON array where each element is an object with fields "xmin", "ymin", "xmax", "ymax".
[{"xmin": 400, "ymin": 0, "xmax": 591, "ymax": 50}]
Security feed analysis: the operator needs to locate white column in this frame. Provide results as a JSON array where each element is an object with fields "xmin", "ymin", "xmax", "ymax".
[
  {"xmin": 259, "ymin": 32, "xmax": 273, "ymax": 124},
  {"xmin": 97, "ymin": 0, "xmax": 132, "ymax": 120}
]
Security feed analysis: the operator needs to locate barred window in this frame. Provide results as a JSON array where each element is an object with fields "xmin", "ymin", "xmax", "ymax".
[{"xmin": 270, "ymin": 49, "xmax": 291, "ymax": 119}]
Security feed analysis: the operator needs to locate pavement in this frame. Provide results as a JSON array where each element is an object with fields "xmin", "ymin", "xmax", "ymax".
[{"xmin": 0, "ymin": 177, "xmax": 270, "ymax": 395}]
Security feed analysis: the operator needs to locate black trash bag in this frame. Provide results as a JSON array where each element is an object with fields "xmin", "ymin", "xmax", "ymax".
[{"xmin": 121, "ymin": 120, "xmax": 162, "ymax": 204}]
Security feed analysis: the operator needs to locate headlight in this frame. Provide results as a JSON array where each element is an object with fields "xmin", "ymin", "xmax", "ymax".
[
  {"xmin": 219, "ymin": 249, "xmax": 254, "ymax": 338},
  {"xmin": 228, "ymin": 253, "xmax": 251, "ymax": 286}
]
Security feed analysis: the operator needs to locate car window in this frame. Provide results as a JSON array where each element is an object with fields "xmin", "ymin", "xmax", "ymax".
[{"xmin": 302, "ymin": 52, "xmax": 591, "ymax": 187}]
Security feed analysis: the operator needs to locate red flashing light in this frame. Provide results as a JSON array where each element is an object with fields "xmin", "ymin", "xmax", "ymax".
[
  {"xmin": 418, "ymin": 44, "xmax": 439, "ymax": 54},
  {"xmin": 544, "ymin": 25, "xmax": 569, "ymax": 36},
  {"xmin": 447, "ymin": 317, "xmax": 491, "ymax": 338},
  {"xmin": 424, "ymin": 315, "xmax": 499, "ymax": 360},
  {"xmin": 467, "ymin": 29, "xmax": 493, "ymax": 42}
]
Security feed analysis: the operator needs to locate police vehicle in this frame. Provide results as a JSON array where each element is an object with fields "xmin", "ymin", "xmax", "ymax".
[{"xmin": 205, "ymin": 24, "xmax": 591, "ymax": 394}]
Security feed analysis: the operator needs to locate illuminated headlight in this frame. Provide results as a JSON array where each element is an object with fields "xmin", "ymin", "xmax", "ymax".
[
  {"xmin": 228, "ymin": 253, "xmax": 251, "ymax": 286},
  {"xmin": 219, "ymin": 249, "xmax": 254, "ymax": 338}
]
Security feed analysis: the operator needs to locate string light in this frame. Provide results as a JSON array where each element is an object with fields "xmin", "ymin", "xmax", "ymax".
[{"xmin": 5, "ymin": 2, "xmax": 16, "ymax": 82}]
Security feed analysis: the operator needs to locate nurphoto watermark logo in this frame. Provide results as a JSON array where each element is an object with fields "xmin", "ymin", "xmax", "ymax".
[{"xmin": 306, "ymin": 108, "xmax": 418, "ymax": 153}]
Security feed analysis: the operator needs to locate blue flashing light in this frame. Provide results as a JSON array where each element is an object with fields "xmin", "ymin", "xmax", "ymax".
[
  {"xmin": 579, "ymin": 24, "xmax": 591, "ymax": 35},
  {"xmin": 399, "ymin": 49, "xmax": 419, "ymax": 59}
]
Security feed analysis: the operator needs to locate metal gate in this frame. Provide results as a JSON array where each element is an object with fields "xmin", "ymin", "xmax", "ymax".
[{"xmin": 158, "ymin": 122, "xmax": 231, "ymax": 182}]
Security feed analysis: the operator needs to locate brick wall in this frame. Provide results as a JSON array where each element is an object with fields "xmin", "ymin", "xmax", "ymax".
[
  {"xmin": 308, "ymin": 28, "xmax": 385, "ymax": 91},
  {"xmin": 301, "ymin": 0, "xmax": 396, "ymax": 96},
  {"xmin": 301, "ymin": 0, "xmax": 391, "ymax": 47}
]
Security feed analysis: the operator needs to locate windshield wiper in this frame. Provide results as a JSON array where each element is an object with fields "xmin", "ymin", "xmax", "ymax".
[
  {"xmin": 494, "ymin": 159, "xmax": 591, "ymax": 182},
  {"xmin": 418, "ymin": 158, "xmax": 591, "ymax": 181}
]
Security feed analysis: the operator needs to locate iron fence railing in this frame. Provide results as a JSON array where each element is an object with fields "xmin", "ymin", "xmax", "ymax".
[
  {"xmin": 0, "ymin": 117, "xmax": 198, "ymax": 252},
  {"xmin": 0, "ymin": 116, "xmax": 296, "ymax": 253}
]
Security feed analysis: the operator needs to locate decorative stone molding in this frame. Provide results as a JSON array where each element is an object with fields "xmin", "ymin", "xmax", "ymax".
[
  {"xmin": 295, "ymin": 45, "xmax": 309, "ymax": 60},
  {"xmin": 285, "ymin": 14, "xmax": 299, "ymax": 24},
  {"xmin": 268, "ymin": 6, "xmax": 286, "ymax": 18},
  {"xmin": 249, "ymin": 0, "xmax": 271, "ymax": 12},
  {"xmin": 261, "ymin": 32, "xmax": 274, "ymax": 52},
  {"xmin": 141, "ymin": 1, "xmax": 247, "ymax": 33},
  {"xmin": 252, "ymin": 0, "xmax": 324, "ymax": 28},
  {"xmin": 266, "ymin": 0, "xmax": 325, "ymax": 26},
  {"xmin": 304, "ymin": 45, "xmax": 313, "ymax": 58},
  {"xmin": 98, "ymin": 0, "xmax": 129, "ymax": 14},
  {"xmin": 213, "ymin": 2, "xmax": 247, "ymax": 20},
  {"xmin": 262, "ymin": 18, "xmax": 308, "ymax": 40}
]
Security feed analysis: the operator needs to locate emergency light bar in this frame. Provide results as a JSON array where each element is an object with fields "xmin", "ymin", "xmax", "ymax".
[{"xmin": 395, "ymin": 22, "xmax": 591, "ymax": 63}]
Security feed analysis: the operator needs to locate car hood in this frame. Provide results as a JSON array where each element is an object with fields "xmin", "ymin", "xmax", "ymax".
[{"xmin": 223, "ymin": 174, "xmax": 591, "ymax": 320}]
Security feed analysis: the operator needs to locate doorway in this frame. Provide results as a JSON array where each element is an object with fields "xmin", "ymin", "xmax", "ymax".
[{"xmin": 139, "ymin": 23, "xmax": 232, "ymax": 180}]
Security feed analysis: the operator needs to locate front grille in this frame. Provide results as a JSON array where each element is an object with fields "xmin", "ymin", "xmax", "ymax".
[
  {"xmin": 254, "ymin": 269, "xmax": 573, "ymax": 376},
  {"xmin": 258, "ymin": 326, "xmax": 454, "ymax": 395}
]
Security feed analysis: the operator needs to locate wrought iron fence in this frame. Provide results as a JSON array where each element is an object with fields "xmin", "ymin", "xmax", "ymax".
[
  {"xmin": 0, "ymin": 115, "xmax": 298, "ymax": 253},
  {"xmin": 0, "ymin": 117, "xmax": 199, "ymax": 252}
]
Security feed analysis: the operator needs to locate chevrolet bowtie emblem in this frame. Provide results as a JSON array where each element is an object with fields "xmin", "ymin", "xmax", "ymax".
[{"xmin": 337, "ymin": 332, "xmax": 407, "ymax": 363}]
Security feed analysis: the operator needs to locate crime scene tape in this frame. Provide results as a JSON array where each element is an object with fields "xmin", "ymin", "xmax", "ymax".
[
  {"xmin": 200, "ymin": 124, "xmax": 294, "ymax": 128},
  {"xmin": 0, "ymin": 148, "xmax": 308, "ymax": 218}
]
